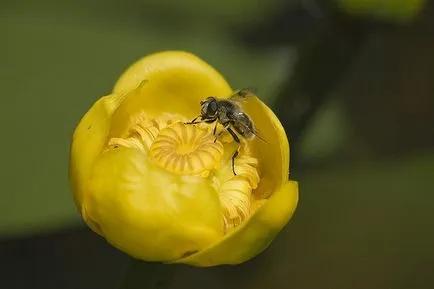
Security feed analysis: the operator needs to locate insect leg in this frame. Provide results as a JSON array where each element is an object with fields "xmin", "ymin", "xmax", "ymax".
[
  {"xmin": 226, "ymin": 127, "xmax": 240, "ymax": 175},
  {"xmin": 185, "ymin": 116, "xmax": 202, "ymax": 124},
  {"xmin": 213, "ymin": 122, "xmax": 218, "ymax": 136},
  {"xmin": 213, "ymin": 122, "xmax": 230, "ymax": 143},
  {"xmin": 231, "ymin": 150, "xmax": 239, "ymax": 175},
  {"xmin": 226, "ymin": 127, "xmax": 240, "ymax": 143}
]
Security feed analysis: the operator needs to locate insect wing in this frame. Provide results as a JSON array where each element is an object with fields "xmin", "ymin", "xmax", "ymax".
[
  {"xmin": 246, "ymin": 124, "xmax": 269, "ymax": 143},
  {"xmin": 232, "ymin": 111, "xmax": 268, "ymax": 143},
  {"xmin": 229, "ymin": 88, "xmax": 257, "ymax": 103}
]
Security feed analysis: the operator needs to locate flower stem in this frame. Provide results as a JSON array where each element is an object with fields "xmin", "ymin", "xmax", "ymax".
[{"xmin": 120, "ymin": 258, "xmax": 176, "ymax": 289}]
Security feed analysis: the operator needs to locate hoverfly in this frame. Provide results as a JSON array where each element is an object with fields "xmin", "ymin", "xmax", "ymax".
[{"xmin": 185, "ymin": 88, "xmax": 266, "ymax": 175}]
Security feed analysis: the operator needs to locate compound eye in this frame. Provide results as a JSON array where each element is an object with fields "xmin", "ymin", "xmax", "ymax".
[{"xmin": 208, "ymin": 101, "xmax": 218, "ymax": 114}]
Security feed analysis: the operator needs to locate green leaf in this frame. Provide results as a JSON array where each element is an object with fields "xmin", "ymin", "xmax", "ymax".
[{"xmin": 335, "ymin": 0, "xmax": 427, "ymax": 22}]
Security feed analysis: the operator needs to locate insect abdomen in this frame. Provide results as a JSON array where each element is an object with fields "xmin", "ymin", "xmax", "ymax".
[{"xmin": 232, "ymin": 112, "xmax": 255, "ymax": 140}]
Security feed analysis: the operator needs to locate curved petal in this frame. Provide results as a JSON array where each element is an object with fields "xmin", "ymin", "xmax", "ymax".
[
  {"xmin": 173, "ymin": 180, "xmax": 299, "ymax": 267},
  {"xmin": 242, "ymin": 96, "xmax": 290, "ymax": 190},
  {"xmin": 113, "ymin": 51, "xmax": 230, "ymax": 96},
  {"xmin": 109, "ymin": 51, "xmax": 233, "ymax": 137},
  {"xmin": 69, "ymin": 94, "xmax": 123, "ymax": 209},
  {"xmin": 85, "ymin": 147, "xmax": 224, "ymax": 261}
]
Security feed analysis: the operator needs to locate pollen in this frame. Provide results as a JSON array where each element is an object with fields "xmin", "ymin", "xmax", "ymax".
[{"xmin": 107, "ymin": 112, "xmax": 262, "ymax": 234}]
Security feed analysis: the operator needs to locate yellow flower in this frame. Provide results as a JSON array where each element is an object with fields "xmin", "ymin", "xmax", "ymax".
[{"xmin": 69, "ymin": 51, "xmax": 298, "ymax": 267}]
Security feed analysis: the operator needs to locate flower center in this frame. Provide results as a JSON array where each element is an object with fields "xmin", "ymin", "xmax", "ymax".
[
  {"xmin": 107, "ymin": 112, "xmax": 262, "ymax": 234},
  {"xmin": 149, "ymin": 123, "xmax": 223, "ymax": 177}
]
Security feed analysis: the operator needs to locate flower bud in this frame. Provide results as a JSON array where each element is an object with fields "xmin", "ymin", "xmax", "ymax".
[{"xmin": 69, "ymin": 51, "xmax": 298, "ymax": 266}]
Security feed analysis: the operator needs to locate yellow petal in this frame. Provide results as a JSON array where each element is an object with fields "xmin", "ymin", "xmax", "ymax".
[
  {"xmin": 174, "ymin": 180, "xmax": 299, "ymax": 266},
  {"xmin": 241, "ymin": 96, "xmax": 290, "ymax": 189},
  {"xmin": 69, "ymin": 94, "xmax": 123, "ymax": 209},
  {"xmin": 109, "ymin": 51, "xmax": 232, "ymax": 137},
  {"xmin": 84, "ymin": 147, "xmax": 224, "ymax": 261}
]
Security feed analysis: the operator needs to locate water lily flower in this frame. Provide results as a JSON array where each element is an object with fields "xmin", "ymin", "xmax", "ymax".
[{"xmin": 69, "ymin": 51, "xmax": 298, "ymax": 267}]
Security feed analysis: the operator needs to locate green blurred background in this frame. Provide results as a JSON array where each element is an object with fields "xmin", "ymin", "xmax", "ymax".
[{"xmin": 1, "ymin": 0, "xmax": 433, "ymax": 288}]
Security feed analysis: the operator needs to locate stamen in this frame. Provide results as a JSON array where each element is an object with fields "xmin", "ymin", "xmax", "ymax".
[{"xmin": 150, "ymin": 123, "xmax": 224, "ymax": 175}]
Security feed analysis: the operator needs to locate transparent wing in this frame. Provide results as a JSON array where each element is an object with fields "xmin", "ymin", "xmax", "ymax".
[
  {"xmin": 233, "ymin": 114, "xmax": 268, "ymax": 144},
  {"xmin": 229, "ymin": 88, "xmax": 258, "ymax": 103},
  {"xmin": 248, "ymin": 125, "xmax": 269, "ymax": 144},
  {"xmin": 228, "ymin": 88, "xmax": 268, "ymax": 143}
]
